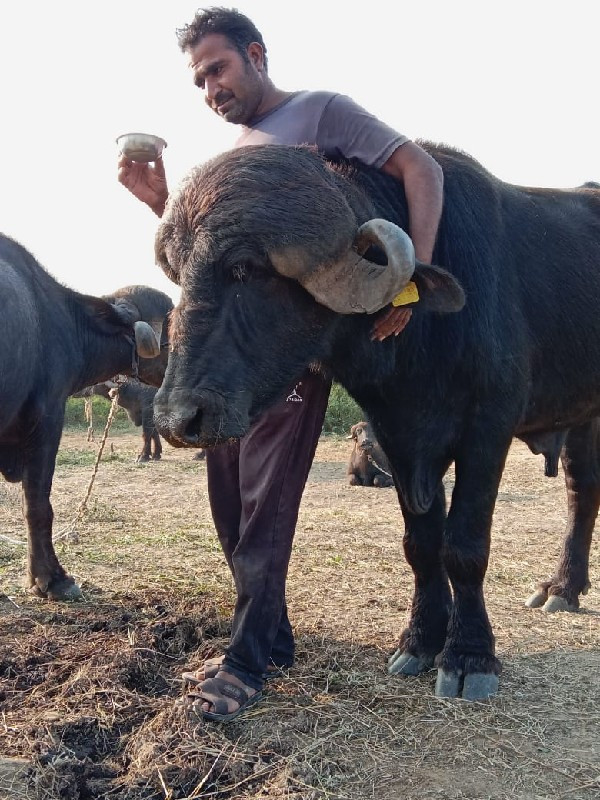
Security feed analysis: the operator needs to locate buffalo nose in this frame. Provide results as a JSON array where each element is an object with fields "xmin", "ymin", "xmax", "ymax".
[
  {"xmin": 153, "ymin": 387, "xmax": 203, "ymax": 447},
  {"xmin": 154, "ymin": 408, "xmax": 203, "ymax": 448}
]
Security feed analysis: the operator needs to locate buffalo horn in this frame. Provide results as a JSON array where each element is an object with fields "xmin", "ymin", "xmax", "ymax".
[
  {"xmin": 134, "ymin": 321, "xmax": 161, "ymax": 358},
  {"xmin": 272, "ymin": 219, "xmax": 416, "ymax": 314},
  {"xmin": 148, "ymin": 319, "xmax": 164, "ymax": 347}
]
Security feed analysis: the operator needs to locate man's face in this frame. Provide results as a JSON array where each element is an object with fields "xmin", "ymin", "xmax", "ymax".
[{"xmin": 187, "ymin": 33, "xmax": 264, "ymax": 125}]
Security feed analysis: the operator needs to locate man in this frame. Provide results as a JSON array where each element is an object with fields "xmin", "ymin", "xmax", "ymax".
[{"xmin": 119, "ymin": 6, "xmax": 443, "ymax": 722}]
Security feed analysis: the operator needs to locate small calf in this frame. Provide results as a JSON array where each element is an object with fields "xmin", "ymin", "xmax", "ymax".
[{"xmin": 347, "ymin": 421, "xmax": 393, "ymax": 488}]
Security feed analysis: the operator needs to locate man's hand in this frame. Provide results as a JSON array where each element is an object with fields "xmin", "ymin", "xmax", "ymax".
[
  {"xmin": 118, "ymin": 154, "xmax": 169, "ymax": 217},
  {"xmin": 371, "ymin": 306, "xmax": 413, "ymax": 341}
]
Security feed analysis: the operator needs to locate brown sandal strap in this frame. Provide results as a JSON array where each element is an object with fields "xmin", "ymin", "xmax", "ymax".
[{"xmin": 208, "ymin": 677, "xmax": 250, "ymax": 705}]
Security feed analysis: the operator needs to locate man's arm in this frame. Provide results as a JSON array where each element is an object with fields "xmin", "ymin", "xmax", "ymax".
[
  {"xmin": 318, "ymin": 95, "xmax": 443, "ymax": 260},
  {"xmin": 317, "ymin": 95, "xmax": 444, "ymax": 338},
  {"xmin": 370, "ymin": 141, "xmax": 444, "ymax": 340},
  {"xmin": 381, "ymin": 140, "xmax": 443, "ymax": 264}
]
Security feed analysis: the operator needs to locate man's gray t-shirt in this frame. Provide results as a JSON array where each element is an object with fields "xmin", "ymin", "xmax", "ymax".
[{"xmin": 235, "ymin": 90, "xmax": 408, "ymax": 168}]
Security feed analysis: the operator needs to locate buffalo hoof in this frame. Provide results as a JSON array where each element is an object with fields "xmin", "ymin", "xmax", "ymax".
[
  {"xmin": 387, "ymin": 650, "xmax": 435, "ymax": 676},
  {"xmin": 136, "ymin": 455, "xmax": 150, "ymax": 463},
  {"xmin": 525, "ymin": 587, "xmax": 548, "ymax": 608},
  {"xmin": 542, "ymin": 595, "xmax": 578, "ymax": 613},
  {"xmin": 435, "ymin": 669, "xmax": 499, "ymax": 700},
  {"xmin": 48, "ymin": 581, "xmax": 83, "ymax": 601},
  {"xmin": 30, "ymin": 578, "xmax": 83, "ymax": 601},
  {"xmin": 526, "ymin": 586, "xmax": 581, "ymax": 612}
]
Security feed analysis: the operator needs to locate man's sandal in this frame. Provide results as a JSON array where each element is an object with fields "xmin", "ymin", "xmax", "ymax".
[
  {"xmin": 188, "ymin": 676, "xmax": 263, "ymax": 723},
  {"xmin": 182, "ymin": 656, "xmax": 284, "ymax": 685}
]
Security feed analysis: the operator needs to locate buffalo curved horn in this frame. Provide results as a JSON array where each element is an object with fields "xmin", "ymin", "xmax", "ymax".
[
  {"xmin": 271, "ymin": 219, "xmax": 416, "ymax": 314},
  {"xmin": 148, "ymin": 319, "xmax": 164, "ymax": 347},
  {"xmin": 134, "ymin": 321, "xmax": 161, "ymax": 358}
]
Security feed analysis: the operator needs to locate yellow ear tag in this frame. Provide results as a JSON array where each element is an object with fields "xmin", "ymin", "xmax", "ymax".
[{"xmin": 391, "ymin": 281, "xmax": 419, "ymax": 307}]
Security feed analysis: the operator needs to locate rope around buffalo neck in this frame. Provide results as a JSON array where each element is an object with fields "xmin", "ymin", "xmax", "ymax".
[
  {"xmin": 54, "ymin": 392, "xmax": 121, "ymax": 543},
  {"xmin": 367, "ymin": 453, "xmax": 393, "ymax": 479}
]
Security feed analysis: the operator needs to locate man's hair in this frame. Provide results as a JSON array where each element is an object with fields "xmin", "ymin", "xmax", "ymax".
[{"xmin": 176, "ymin": 6, "xmax": 268, "ymax": 70}]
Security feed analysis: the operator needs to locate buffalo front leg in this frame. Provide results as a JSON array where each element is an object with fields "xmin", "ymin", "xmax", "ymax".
[
  {"xmin": 435, "ymin": 435, "xmax": 511, "ymax": 700},
  {"xmin": 388, "ymin": 485, "xmax": 452, "ymax": 676},
  {"xmin": 136, "ymin": 426, "xmax": 152, "ymax": 463},
  {"xmin": 23, "ymin": 421, "xmax": 82, "ymax": 600},
  {"xmin": 526, "ymin": 421, "xmax": 599, "ymax": 612},
  {"xmin": 348, "ymin": 471, "xmax": 364, "ymax": 486}
]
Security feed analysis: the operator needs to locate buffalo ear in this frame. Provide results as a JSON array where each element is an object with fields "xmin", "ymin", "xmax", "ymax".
[
  {"xmin": 411, "ymin": 264, "xmax": 465, "ymax": 313},
  {"xmin": 79, "ymin": 295, "xmax": 131, "ymax": 334}
]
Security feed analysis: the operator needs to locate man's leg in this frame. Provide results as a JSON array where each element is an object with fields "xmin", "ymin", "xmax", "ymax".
[
  {"xmin": 206, "ymin": 441, "xmax": 294, "ymax": 668},
  {"xmin": 220, "ymin": 369, "xmax": 331, "ymax": 692},
  {"xmin": 206, "ymin": 440, "xmax": 241, "ymax": 574}
]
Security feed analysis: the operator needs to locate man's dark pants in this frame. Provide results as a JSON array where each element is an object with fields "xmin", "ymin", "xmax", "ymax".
[{"xmin": 205, "ymin": 369, "xmax": 331, "ymax": 690}]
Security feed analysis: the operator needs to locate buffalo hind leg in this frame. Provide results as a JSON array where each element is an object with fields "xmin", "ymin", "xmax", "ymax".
[
  {"xmin": 151, "ymin": 429, "xmax": 162, "ymax": 460},
  {"xmin": 136, "ymin": 424, "xmax": 153, "ymax": 463},
  {"xmin": 23, "ymin": 420, "xmax": 81, "ymax": 600},
  {"xmin": 388, "ymin": 485, "xmax": 451, "ymax": 677},
  {"xmin": 525, "ymin": 420, "xmax": 599, "ymax": 612}
]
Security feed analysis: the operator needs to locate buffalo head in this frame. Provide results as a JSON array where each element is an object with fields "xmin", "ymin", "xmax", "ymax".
[
  {"xmin": 153, "ymin": 145, "xmax": 464, "ymax": 448},
  {"xmin": 348, "ymin": 421, "xmax": 377, "ymax": 454},
  {"xmin": 80, "ymin": 294, "xmax": 160, "ymax": 359},
  {"xmin": 103, "ymin": 285, "xmax": 174, "ymax": 360}
]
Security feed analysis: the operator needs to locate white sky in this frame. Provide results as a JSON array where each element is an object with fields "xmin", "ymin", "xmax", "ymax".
[{"xmin": 1, "ymin": 1, "xmax": 597, "ymax": 305}]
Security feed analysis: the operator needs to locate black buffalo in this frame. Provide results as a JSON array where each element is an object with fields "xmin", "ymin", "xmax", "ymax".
[
  {"xmin": 110, "ymin": 382, "xmax": 163, "ymax": 462},
  {"xmin": 78, "ymin": 380, "xmax": 164, "ymax": 462},
  {"xmin": 347, "ymin": 420, "xmax": 393, "ymax": 487},
  {"xmin": 153, "ymin": 144, "xmax": 600, "ymax": 699},
  {"xmin": 0, "ymin": 233, "xmax": 172, "ymax": 599}
]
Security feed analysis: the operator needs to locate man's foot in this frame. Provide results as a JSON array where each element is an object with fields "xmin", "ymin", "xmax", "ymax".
[
  {"xmin": 182, "ymin": 655, "xmax": 285, "ymax": 685},
  {"xmin": 181, "ymin": 655, "xmax": 225, "ymax": 684},
  {"xmin": 187, "ymin": 670, "xmax": 263, "ymax": 722}
]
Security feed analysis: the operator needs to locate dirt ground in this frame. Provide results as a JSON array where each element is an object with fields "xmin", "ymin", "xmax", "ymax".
[{"xmin": 0, "ymin": 428, "xmax": 598, "ymax": 800}]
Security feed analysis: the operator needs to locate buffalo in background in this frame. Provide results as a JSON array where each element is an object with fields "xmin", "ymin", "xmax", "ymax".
[
  {"xmin": 347, "ymin": 420, "xmax": 393, "ymax": 487},
  {"xmin": 0, "ymin": 233, "xmax": 173, "ymax": 600},
  {"xmin": 153, "ymin": 143, "xmax": 600, "ymax": 700},
  {"xmin": 72, "ymin": 289, "xmax": 174, "ymax": 463},
  {"xmin": 75, "ymin": 380, "xmax": 164, "ymax": 462},
  {"xmin": 109, "ymin": 382, "xmax": 163, "ymax": 462}
]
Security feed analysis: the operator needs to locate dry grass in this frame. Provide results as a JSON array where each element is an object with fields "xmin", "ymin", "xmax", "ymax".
[{"xmin": 0, "ymin": 431, "xmax": 598, "ymax": 800}]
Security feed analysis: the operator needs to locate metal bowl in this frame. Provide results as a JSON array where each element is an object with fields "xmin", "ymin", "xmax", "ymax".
[{"xmin": 116, "ymin": 132, "xmax": 167, "ymax": 163}]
